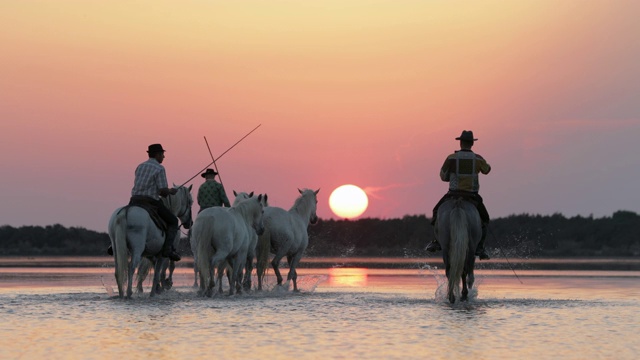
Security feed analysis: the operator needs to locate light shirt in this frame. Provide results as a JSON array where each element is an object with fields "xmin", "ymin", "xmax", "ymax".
[
  {"xmin": 440, "ymin": 149, "xmax": 491, "ymax": 193},
  {"xmin": 131, "ymin": 158, "xmax": 168, "ymax": 200}
]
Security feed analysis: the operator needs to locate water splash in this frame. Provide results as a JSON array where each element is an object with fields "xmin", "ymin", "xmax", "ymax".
[
  {"xmin": 255, "ymin": 274, "xmax": 328, "ymax": 293},
  {"xmin": 100, "ymin": 276, "xmax": 114, "ymax": 297}
]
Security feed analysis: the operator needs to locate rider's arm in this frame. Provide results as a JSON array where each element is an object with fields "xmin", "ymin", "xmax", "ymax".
[{"xmin": 440, "ymin": 157, "xmax": 452, "ymax": 182}]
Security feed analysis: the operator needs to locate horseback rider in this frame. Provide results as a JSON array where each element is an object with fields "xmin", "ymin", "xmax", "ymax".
[
  {"xmin": 197, "ymin": 168, "xmax": 230, "ymax": 213},
  {"xmin": 427, "ymin": 130, "xmax": 492, "ymax": 260},
  {"xmin": 107, "ymin": 144, "xmax": 182, "ymax": 262}
]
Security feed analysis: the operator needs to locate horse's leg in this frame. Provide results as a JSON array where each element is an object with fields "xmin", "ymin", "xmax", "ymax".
[
  {"xmin": 227, "ymin": 256, "xmax": 239, "ymax": 296},
  {"xmin": 128, "ymin": 254, "xmax": 142, "ymax": 299},
  {"xmin": 127, "ymin": 261, "xmax": 135, "ymax": 299},
  {"xmin": 443, "ymin": 255, "xmax": 455, "ymax": 303},
  {"xmin": 216, "ymin": 261, "xmax": 227, "ymax": 295},
  {"xmin": 235, "ymin": 252, "xmax": 248, "ymax": 295},
  {"xmin": 243, "ymin": 254, "xmax": 254, "ymax": 292},
  {"xmin": 225, "ymin": 262, "xmax": 233, "ymax": 294},
  {"xmin": 168, "ymin": 260, "xmax": 175, "ymax": 288},
  {"xmin": 193, "ymin": 254, "xmax": 199, "ymax": 288},
  {"xmin": 461, "ymin": 271, "xmax": 469, "ymax": 302},
  {"xmin": 151, "ymin": 257, "xmax": 164, "ymax": 297},
  {"xmin": 161, "ymin": 259, "xmax": 174, "ymax": 290},
  {"xmin": 271, "ymin": 252, "xmax": 286, "ymax": 286},
  {"xmin": 288, "ymin": 253, "xmax": 303, "ymax": 292}
]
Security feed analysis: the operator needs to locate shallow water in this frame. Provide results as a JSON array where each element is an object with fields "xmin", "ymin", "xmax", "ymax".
[{"xmin": 0, "ymin": 259, "xmax": 638, "ymax": 359}]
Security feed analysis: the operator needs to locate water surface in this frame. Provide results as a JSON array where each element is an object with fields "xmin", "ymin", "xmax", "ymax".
[{"xmin": 0, "ymin": 258, "xmax": 638, "ymax": 359}]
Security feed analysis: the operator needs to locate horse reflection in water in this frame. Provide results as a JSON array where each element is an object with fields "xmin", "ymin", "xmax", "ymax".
[
  {"xmin": 193, "ymin": 194, "xmax": 266, "ymax": 297},
  {"xmin": 256, "ymin": 188, "xmax": 319, "ymax": 292},
  {"xmin": 108, "ymin": 185, "xmax": 193, "ymax": 299},
  {"xmin": 436, "ymin": 197, "xmax": 481, "ymax": 303}
]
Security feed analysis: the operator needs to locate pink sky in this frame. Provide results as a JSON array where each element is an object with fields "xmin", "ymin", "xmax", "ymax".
[{"xmin": 1, "ymin": 1, "xmax": 639, "ymax": 232}]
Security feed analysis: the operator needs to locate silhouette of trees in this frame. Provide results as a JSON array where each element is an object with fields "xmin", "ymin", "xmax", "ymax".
[{"xmin": 1, "ymin": 211, "xmax": 639, "ymax": 257}]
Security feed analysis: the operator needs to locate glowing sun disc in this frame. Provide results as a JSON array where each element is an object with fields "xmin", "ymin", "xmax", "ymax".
[{"xmin": 329, "ymin": 184, "xmax": 369, "ymax": 219}]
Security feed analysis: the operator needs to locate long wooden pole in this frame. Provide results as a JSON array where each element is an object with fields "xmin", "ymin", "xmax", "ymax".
[
  {"xmin": 203, "ymin": 135, "xmax": 224, "ymax": 189},
  {"xmin": 179, "ymin": 124, "xmax": 262, "ymax": 187}
]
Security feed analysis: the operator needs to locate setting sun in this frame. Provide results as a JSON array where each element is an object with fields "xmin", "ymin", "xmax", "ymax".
[{"xmin": 329, "ymin": 184, "xmax": 369, "ymax": 219}]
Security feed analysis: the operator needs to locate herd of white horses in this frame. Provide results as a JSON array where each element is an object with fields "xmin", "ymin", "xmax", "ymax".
[
  {"xmin": 108, "ymin": 186, "xmax": 319, "ymax": 299},
  {"xmin": 108, "ymin": 184, "xmax": 479, "ymax": 304}
]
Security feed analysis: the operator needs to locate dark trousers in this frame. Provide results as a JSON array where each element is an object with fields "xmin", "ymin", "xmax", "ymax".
[{"xmin": 130, "ymin": 196, "xmax": 179, "ymax": 250}]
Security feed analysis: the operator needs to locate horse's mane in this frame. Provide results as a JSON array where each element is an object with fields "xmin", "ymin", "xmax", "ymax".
[
  {"xmin": 233, "ymin": 196, "xmax": 260, "ymax": 221},
  {"xmin": 290, "ymin": 189, "xmax": 315, "ymax": 213},
  {"xmin": 163, "ymin": 185, "xmax": 192, "ymax": 207}
]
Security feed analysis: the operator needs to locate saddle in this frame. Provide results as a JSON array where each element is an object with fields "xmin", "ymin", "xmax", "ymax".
[
  {"xmin": 444, "ymin": 191, "xmax": 490, "ymax": 223},
  {"xmin": 122, "ymin": 196, "xmax": 167, "ymax": 232}
]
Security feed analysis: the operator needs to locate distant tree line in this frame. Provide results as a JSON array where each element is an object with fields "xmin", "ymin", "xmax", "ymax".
[{"xmin": 1, "ymin": 211, "xmax": 639, "ymax": 257}]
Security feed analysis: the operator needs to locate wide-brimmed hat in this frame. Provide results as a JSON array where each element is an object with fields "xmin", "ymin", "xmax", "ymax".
[
  {"xmin": 455, "ymin": 130, "xmax": 477, "ymax": 142},
  {"xmin": 201, "ymin": 168, "xmax": 218, "ymax": 178},
  {"xmin": 147, "ymin": 143, "xmax": 166, "ymax": 153}
]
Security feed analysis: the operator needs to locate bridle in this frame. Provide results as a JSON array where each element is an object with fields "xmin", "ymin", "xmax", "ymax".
[{"xmin": 164, "ymin": 186, "xmax": 193, "ymax": 226}]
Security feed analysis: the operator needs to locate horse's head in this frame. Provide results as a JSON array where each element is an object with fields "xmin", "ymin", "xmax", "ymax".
[
  {"xmin": 252, "ymin": 194, "xmax": 266, "ymax": 236},
  {"xmin": 298, "ymin": 188, "xmax": 320, "ymax": 225},
  {"xmin": 232, "ymin": 190, "xmax": 254, "ymax": 206},
  {"xmin": 171, "ymin": 184, "xmax": 194, "ymax": 229}
]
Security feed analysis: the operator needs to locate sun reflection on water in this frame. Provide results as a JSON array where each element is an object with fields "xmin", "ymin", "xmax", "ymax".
[{"xmin": 329, "ymin": 267, "xmax": 368, "ymax": 287}]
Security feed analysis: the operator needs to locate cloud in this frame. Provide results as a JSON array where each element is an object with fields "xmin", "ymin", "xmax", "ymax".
[{"xmin": 363, "ymin": 182, "xmax": 422, "ymax": 200}]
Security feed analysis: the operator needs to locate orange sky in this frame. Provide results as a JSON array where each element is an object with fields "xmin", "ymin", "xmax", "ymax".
[{"xmin": 1, "ymin": 1, "xmax": 639, "ymax": 231}]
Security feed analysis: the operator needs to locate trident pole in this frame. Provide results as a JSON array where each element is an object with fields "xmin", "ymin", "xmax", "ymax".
[
  {"xmin": 179, "ymin": 124, "xmax": 262, "ymax": 187},
  {"xmin": 203, "ymin": 135, "xmax": 225, "ymax": 190}
]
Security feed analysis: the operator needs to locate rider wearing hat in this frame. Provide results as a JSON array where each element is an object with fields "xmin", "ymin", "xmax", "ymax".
[
  {"xmin": 107, "ymin": 144, "xmax": 181, "ymax": 261},
  {"xmin": 197, "ymin": 168, "xmax": 230, "ymax": 213},
  {"xmin": 427, "ymin": 130, "xmax": 492, "ymax": 260}
]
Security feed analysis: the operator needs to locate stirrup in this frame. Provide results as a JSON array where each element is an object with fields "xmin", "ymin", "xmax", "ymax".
[
  {"xmin": 476, "ymin": 250, "xmax": 490, "ymax": 260},
  {"xmin": 162, "ymin": 249, "xmax": 181, "ymax": 262},
  {"xmin": 426, "ymin": 241, "xmax": 441, "ymax": 252}
]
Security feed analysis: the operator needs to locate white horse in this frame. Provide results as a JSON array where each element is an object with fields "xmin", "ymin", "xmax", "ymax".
[
  {"xmin": 436, "ymin": 197, "xmax": 482, "ymax": 303},
  {"xmin": 235, "ymin": 191, "xmax": 269, "ymax": 291},
  {"xmin": 108, "ymin": 185, "xmax": 193, "ymax": 299},
  {"xmin": 256, "ymin": 188, "xmax": 319, "ymax": 292},
  {"xmin": 189, "ymin": 190, "xmax": 266, "ymax": 289},
  {"xmin": 194, "ymin": 194, "xmax": 266, "ymax": 297}
]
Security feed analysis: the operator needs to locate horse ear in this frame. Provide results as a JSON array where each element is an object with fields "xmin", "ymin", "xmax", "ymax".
[
  {"xmin": 315, "ymin": 188, "xmax": 320, "ymax": 195},
  {"xmin": 188, "ymin": 184, "xmax": 193, "ymax": 191},
  {"xmin": 233, "ymin": 190, "xmax": 238, "ymax": 196},
  {"xmin": 249, "ymin": 191, "xmax": 254, "ymax": 197},
  {"xmin": 264, "ymin": 193, "xmax": 268, "ymax": 204},
  {"xmin": 298, "ymin": 188, "xmax": 303, "ymax": 194},
  {"xmin": 257, "ymin": 194, "xmax": 263, "ymax": 202}
]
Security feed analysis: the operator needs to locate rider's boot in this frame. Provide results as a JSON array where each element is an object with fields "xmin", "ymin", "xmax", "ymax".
[
  {"xmin": 161, "ymin": 226, "xmax": 181, "ymax": 262},
  {"xmin": 475, "ymin": 224, "xmax": 490, "ymax": 260},
  {"xmin": 426, "ymin": 239, "xmax": 442, "ymax": 252},
  {"xmin": 426, "ymin": 222, "xmax": 442, "ymax": 253},
  {"xmin": 106, "ymin": 245, "xmax": 113, "ymax": 256}
]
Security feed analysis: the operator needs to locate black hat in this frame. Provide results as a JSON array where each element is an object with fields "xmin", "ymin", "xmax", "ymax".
[
  {"xmin": 147, "ymin": 144, "xmax": 166, "ymax": 153},
  {"xmin": 201, "ymin": 168, "xmax": 218, "ymax": 178},
  {"xmin": 455, "ymin": 130, "xmax": 477, "ymax": 142}
]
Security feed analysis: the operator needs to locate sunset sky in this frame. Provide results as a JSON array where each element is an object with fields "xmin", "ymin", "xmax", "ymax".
[{"xmin": 1, "ymin": 1, "xmax": 639, "ymax": 232}]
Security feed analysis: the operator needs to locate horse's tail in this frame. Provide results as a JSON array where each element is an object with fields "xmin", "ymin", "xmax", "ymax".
[
  {"xmin": 113, "ymin": 209, "xmax": 129, "ymax": 298},
  {"xmin": 256, "ymin": 225, "xmax": 271, "ymax": 286},
  {"xmin": 448, "ymin": 202, "xmax": 469, "ymax": 300},
  {"xmin": 194, "ymin": 217, "xmax": 215, "ymax": 292}
]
